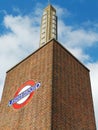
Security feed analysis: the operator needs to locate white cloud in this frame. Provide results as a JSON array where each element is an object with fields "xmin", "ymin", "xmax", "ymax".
[
  {"xmin": 87, "ymin": 62, "xmax": 98, "ymax": 102},
  {"xmin": 0, "ymin": 14, "xmax": 40, "ymax": 100},
  {"xmin": 0, "ymin": 4, "xmax": 98, "ymax": 128},
  {"xmin": 87, "ymin": 62, "xmax": 98, "ymax": 127},
  {"xmin": 57, "ymin": 19, "xmax": 98, "ymax": 63},
  {"xmin": 54, "ymin": 5, "xmax": 71, "ymax": 18},
  {"xmin": 66, "ymin": 29, "xmax": 98, "ymax": 47},
  {"xmin": 58, "ymin": 20, "xmax": 98, "ymax": 49},
  {"xmin": 13, "ymin": 7, "xmax": 21, "ymax": 14}
]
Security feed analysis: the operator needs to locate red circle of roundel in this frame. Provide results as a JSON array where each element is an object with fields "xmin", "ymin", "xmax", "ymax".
[{"xmin": 13, "ymin": 80, "xmax": 35, "ymax": 109}]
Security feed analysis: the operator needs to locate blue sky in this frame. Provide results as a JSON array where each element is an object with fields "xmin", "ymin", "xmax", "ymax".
[{"xmin": 0, "ymin": 0, "xmax": 98, "ymax": 128}]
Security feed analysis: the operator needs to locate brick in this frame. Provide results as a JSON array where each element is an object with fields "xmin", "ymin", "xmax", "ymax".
[{"xmin": 0, "ymin": 39, "xmax": 96, "ymax": 130}]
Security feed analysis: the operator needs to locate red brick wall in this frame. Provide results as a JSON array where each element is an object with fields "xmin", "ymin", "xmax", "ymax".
[
  {"xmin": 52, "ymin": 41, "xmax": 96, "ymax": 129},
  {"xmin": 0, "ymin": 41, "xmax": 54, "ymax": 130},
  {"xmin": 0, "ymin": 39, "xmax": 96, "ymax": 130}
]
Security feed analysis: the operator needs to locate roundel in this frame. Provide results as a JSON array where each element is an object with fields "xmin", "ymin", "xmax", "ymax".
[{"xmin": 13, "ymin": 80, "xmax": 35, "ymax": 109}]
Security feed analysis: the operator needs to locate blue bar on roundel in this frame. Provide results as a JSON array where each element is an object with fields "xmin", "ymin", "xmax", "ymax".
[{"xmin": 8, "ymin": 82, "xmax": 41, "ymax": 106}]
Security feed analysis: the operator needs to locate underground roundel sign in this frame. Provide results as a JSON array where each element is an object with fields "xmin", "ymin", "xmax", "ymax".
[{"xmin": 8, "ymin": 80, "xmax": 41, "ymax": 109}]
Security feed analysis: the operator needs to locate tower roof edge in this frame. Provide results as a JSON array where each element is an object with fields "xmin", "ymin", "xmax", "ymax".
[{"xmin": 44, "ymin": 4, "xmax": 56, "ymax": 12}]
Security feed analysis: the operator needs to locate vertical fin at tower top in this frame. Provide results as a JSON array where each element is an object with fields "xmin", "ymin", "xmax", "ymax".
[{"xmin": 39, "ymin": 4, "xmax": 58, "ymax": 47}]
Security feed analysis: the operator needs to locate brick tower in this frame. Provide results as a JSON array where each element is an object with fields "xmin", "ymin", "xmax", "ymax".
[
  {"xmin": 0, "ymin": 4, "xmax": 96, "ymax": 130},
  {"xmin": 0, "ymin": 39, "xmax": 96, "ymax": 129}
]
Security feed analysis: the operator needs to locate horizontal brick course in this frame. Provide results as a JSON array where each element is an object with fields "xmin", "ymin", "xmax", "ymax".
[
  {"xmin": 0, "ymin": 39, "xmax": 96, "ymax": 130},
  {"xmin": 0, "ymin": 41, "xmax": 54, "ymax": 130},
  {"xmin": 52, "ymin": 41, "xmax": 96, "ymax": 130}
]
